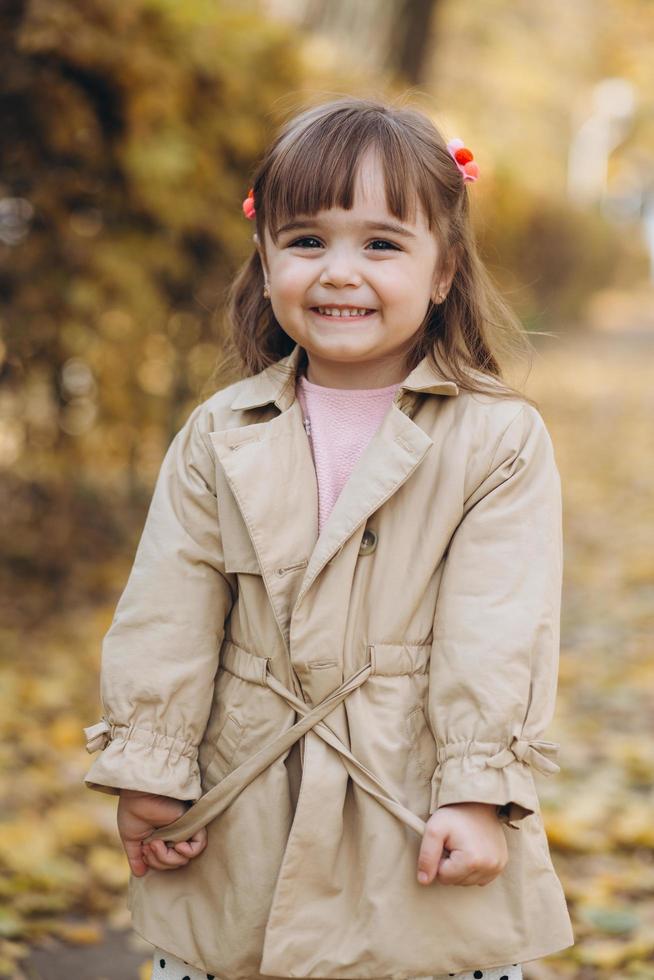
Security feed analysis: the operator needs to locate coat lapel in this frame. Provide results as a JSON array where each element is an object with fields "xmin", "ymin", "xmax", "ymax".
[
  {"xmin": 208, "ymin": 396, "xmax": 318, "ymax": 648},
  {"xmin": 210, "ymin": 343, "xmax": 459, "ymax": 629},
  {"xmin": 295, "ymin": 403, "xmax": 434, "ymax": 605}
]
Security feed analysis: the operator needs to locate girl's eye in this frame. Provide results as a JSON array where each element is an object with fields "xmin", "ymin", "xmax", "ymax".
[
  {"xmin": 287, "ymin": 237, "xmax": 400, "ymax": 251},
  {"xmin": 289, "ymin": 236, "xmax": 322, "ymax": 248},
  {"xmin": 367, "ymin": 239, "xmax": 400, "ymax": 251}
]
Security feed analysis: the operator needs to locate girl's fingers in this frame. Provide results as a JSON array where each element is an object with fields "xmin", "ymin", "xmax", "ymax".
[
  {"xmin": 434, "ymin": 849, "xmax": 473, "ymax": 885},
  {"xmin": 174, "ymin": 830, "xmax": 207, "ymax": 858},
  {"xmin": 124, "ymin": 839, "xmax": 149, "ymax": 877},
  {"xmin": 444, "ymin": 864, "xmax": 497, "ymax": 887},
  {"xmin": 417, "ymin": 825, "xmax": 446, "ymax": 884},
  {"xmin": 140, "ymin": 828, "xmax": 207, "ymax": 870},
  {"xmin": 141, "ymin": 845, "xmax": 165, "ymax": 870},
  {"xmin": 142, "ymin": 849, "xmax": 185, "ymax": 871},
  {"xmin": 456, "ymin": 870, "xmax": 485, "ymax": 886},
  {"xmin": 190, "ymin": 827, "xmax": 207, "ymax": 845},
  {"xmin": 143, "ymin": 840, "xmax": 189, "ymax": 868},
  {"xmin": 143, "ymin": 852, "xmax": 175, "ymax": 871},
  {"xmin": 153, "ymin": 840, "xmax": 189, "ymax": 865}
]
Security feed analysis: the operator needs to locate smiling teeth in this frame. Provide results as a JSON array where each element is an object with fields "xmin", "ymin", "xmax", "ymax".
[{"xmin": 316, "ymin": 307, "xmax": 371, "ymax": 317}]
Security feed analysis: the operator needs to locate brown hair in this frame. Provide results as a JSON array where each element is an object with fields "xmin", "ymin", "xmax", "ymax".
[{"xmin": 218, "ymin": 94, "xmax": 539, "ymax": 407}]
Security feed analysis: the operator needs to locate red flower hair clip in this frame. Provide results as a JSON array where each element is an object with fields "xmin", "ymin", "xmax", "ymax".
[
  {"xmin": 446, "ymin": 138, "xmax": 480, "ymax": 183},
  {"xmin": 242, "ymin": 187, "xmax": 256, "ymax": 220}
]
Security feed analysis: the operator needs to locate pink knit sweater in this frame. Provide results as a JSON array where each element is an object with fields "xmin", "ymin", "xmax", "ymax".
[{"xmin": 296, "ymin": 373, "xmax": 402, "ymax": 535}]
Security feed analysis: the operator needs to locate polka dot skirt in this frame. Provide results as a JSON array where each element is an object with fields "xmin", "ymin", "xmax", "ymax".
[
  {"xmin": 151, "ymin": 949, "xmax": 216, "ymax": 979},
  {"xmin": 151, "ymin": 946, "xmax": 522, "ymax": 980}
]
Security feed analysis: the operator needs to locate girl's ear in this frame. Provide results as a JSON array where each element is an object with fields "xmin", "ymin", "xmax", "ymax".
[
  {"xmin": 253, "ymin": 233, "xmax": 270, "ymax": 280},
  {"xmin": 433, "ymin": 248, "xmax": 458, "ymax": 299}
]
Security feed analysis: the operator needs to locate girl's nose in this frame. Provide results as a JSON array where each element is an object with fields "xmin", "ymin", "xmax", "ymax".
[{"xmin": 319, "ymin": 252, "xmax": 362, "ymax": 289}]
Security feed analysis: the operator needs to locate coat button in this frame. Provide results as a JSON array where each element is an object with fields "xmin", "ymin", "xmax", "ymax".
[{"xmin": 358, "ymin": 529, "xmax": 377, "ymax": 556}]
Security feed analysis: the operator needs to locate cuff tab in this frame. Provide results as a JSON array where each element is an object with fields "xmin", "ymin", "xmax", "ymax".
[
  {"xmin": 486, "ymin": 736, "xmax": 560, "ymax": 775},
  {"xmin": 84, "ymin": 718, "xmax": 112, "ymax": 754}
]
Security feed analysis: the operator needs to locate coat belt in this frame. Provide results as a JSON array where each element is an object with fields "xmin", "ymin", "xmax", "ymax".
[{"xmin": 143, "ymin": 644, "xmax": 429, "ymax": 845}]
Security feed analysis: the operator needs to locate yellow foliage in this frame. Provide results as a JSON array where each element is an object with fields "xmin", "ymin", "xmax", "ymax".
[
  {"xmin": 609, "ymin": 804, "xmax": 654, "ymax": 849},
  {"xmin": 0, "ymin": 818, "xmax": 58, "ymax": 873},
  {"xmin": 49, "ymin": 716, "xmax": 86, "ymax": 750},
  {"xmin": 140, "ymin": 958, "xmax": 154, "ymax": 980},
  {"xmin": 574, "ymin": 932, "xmax": 654, "ymax": 968},
  {"xmin": 49, "ymin": 803, "xmax": 100, "ymax": 848},
  {"xmin": 87, "ymin": 846, "xmax": 131, "ymax": 890},
  {"xmin": 542, "ymin": 797, "xmax": 613, "ymax": 853},
  {"xmin": 51, "ymin": 920, "xmax": 105, "ymax": 944}
]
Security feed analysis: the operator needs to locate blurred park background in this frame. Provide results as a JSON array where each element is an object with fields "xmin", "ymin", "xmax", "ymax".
[{"xmin": 1, "ymin": 0, "xmax": 653, "ymax": 977}]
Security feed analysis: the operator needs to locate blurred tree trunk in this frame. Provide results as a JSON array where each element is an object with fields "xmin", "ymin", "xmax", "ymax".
[
  {"xmin": 390, "ymin": 0, "xmax": 439, "ymax": 84},
  {"xmin": 300, "ymin": 0, "xmax": 440, "ymax": 83}
]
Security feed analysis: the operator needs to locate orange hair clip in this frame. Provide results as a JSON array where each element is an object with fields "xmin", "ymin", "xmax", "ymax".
[
  {"xmin": 242, "ymin": 188, "xmax": 256, "ymax": 219},
  {"xmin": 446, "ymin": 139, "xmax": 479, "ymax": 183}
]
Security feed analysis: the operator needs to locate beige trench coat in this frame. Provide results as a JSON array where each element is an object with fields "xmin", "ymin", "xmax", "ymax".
[{"xmin": 83, "ymin": 342, "xmax": 574, "ymax": 979}]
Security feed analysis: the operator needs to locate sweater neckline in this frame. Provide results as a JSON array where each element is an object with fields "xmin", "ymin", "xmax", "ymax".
[{"xmin": 297, "ymin": 374, "xmax": 402, "ymax": 395}]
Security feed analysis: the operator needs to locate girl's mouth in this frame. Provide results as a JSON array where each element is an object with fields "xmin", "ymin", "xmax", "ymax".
[{"xmin": 310, "ymin": 307, "xmax": 376, "ymax": 320}]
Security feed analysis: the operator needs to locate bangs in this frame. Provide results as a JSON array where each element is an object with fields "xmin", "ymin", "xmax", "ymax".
[{"xmin": 261, "ymin": 108, "xmax": 441, "ymax": 244}]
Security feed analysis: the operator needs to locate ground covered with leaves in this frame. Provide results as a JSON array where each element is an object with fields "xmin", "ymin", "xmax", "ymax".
[{"xmin": 1, "ymin": 326, "xmax": 652, "ymax": 979}]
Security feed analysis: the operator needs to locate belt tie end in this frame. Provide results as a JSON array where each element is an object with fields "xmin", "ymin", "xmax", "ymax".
[
  {"xmin": 486, "ymin": 736, "xmax": 560, "ymax": 775},
  {"xmin": 84, "ymin": 718, "xmax": 112, "ymax": 754}
]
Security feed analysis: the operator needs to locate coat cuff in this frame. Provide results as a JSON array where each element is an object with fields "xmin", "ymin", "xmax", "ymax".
[
  {"xmin": 82, "ymin": 718, "xmax": 200, "ymax": 801},
  {"xmin": 429, "ymin": 736, "xmax": 561, "ymax": 829}
]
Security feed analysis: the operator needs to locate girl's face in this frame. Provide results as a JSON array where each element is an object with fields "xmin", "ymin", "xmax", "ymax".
[{"xmin": 255, "ymin": 150, "xmax": 455, "ymax": 387}]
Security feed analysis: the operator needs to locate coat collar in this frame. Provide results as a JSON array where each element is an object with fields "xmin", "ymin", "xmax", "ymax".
[
  {"xmin": 229, "ymin": 342, "xmax": 460, "ymax": 412},
  {"xmin": 214, "ymin": 343, "xmax": 460, "ymax": 655}
]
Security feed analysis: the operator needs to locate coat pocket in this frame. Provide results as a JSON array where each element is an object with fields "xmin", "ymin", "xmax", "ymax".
[
  {"xmin": 406, "ymin": 704, "xmax": 437, "ymax": 783},
  {"xmin": 218, "ymin": 501, "xmax": 261, "ymax": 575},
  {"xmin": 206, "ymin": 712, "xmax": 245, "ymax": 782}
]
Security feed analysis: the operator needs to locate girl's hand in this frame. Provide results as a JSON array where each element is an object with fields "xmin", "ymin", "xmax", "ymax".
[
  {"xmin": 117, "ymin": 789, "xmax": 207, "ymax": 877},
  {"xmin": 417, "ymin": 802, "xmax": 508, "ymax": 887}
]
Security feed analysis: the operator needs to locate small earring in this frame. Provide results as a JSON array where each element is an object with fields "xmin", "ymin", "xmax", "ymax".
[
  {"xmin": 263, "ymin": 283, "xmax": 270, "ymax": 300},
  {"xmin": 435, "ymin": 291, "xmax": 446, "ymax": 303}
]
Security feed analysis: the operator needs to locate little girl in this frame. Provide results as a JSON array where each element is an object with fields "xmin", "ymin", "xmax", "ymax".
[{"xmin": 83, "ymin": 96, "xmax": 574, "ymax": 980}]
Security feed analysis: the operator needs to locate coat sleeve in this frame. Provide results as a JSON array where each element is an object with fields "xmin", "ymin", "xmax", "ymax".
[
  {"xmin": 82, "ymin": 403, "xmax": 235, "ymax": 801},
  {"xmin": 427, "ymin": 403, "xmax": 563, "ymax": 829}
]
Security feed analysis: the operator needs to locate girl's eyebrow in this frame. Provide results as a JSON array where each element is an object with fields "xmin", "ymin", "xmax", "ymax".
[{"xmin": 275, "ymin": 218, "xmax": 417, "ymax": 240}]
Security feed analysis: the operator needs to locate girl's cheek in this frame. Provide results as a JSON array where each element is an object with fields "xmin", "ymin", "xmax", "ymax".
[{"xmin": 275, "ymin": 265, "xmax": 307, "ymax": 289}]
